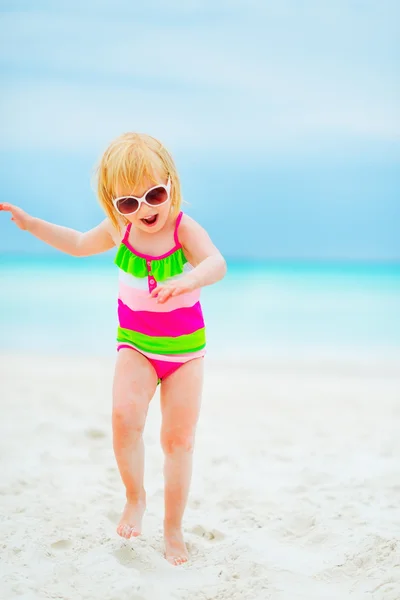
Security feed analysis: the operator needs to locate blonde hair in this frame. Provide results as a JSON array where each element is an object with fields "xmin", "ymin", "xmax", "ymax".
[{"xmin": 95, "ymin": 132, "xmax": 182, "ymax": 232}]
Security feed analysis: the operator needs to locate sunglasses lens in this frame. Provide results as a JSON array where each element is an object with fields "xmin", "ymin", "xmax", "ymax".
[
  {"xmin": 146, "ymin": 186, "xmax": 168, "ymax": 206},
  {"xmin": 116, "ymin": 197, "xmax": 139, "ymax": 215}
]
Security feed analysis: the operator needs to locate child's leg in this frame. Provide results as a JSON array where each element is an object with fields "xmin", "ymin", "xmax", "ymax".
[
  {"xmin": 160, "ymin": 358, "xmax": 204, "ymax": 565},
  {"xmin": 112, "ymin": 348, "xmax": 158, "ymax": 539}
]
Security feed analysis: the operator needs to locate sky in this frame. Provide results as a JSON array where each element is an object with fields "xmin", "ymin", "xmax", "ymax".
[{"xmin": 0, "ymin": 0, "xmax": 399, "ymax": 260}]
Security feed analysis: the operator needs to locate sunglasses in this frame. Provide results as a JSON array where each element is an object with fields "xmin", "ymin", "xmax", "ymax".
[{"xmin": 112, "ymin": 179, "xmax": 171, "ymax": 216}]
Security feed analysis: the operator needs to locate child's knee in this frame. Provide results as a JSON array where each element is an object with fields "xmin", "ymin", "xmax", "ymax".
[
  {"xmin": 112, "ymin": 402, "xmax": 146, "ymax": 438},
  {"xmin": 161, "ymin": 428, "xmax": 195, "ymax": 454}
]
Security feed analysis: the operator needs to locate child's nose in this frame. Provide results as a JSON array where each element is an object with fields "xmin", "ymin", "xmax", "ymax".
[{"xmin": 137, "ymin": 203, "xmax": 149, "ymax": 217}]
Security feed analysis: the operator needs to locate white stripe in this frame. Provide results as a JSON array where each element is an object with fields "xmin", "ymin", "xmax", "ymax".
[{"xmin": 118, "ymin": 269, "xmax": 149, "ymax": 291}]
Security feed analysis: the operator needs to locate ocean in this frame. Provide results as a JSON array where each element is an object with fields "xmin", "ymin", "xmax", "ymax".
[{"xmin": 1, "ymin": 255, "xmax": 399, "ymax": 362}]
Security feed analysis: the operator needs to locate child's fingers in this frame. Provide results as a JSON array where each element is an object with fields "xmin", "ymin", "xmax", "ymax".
[
  {"xmin": 157, "ymin": 292, "xmax": 171, "ymax": 304},
  {"xmin": 154, "ymin": 288, "xmax": 167, "ymax": 301},
  {"xmin": 171, "ymin": 287, "xmax": 186, "ymax": 297},
  {"xmin": 157, "ymin": 287, "xmax": 174, "ymax": 304},
  {"xmin": 151, "ymin": 283, "xmax": 187, "ymax": 301},
  {"xmin": 150, "ymin": 287, "xmax": 160, "ymax": 297},
  {"xmin": 150, "ymin": 285, "xmax": 165, "ymax": 298}
]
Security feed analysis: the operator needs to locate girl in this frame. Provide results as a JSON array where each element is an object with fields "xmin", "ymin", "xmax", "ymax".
[{"xmin": 0, "ymin": 132, "xmax": 227, "ymax": 566}]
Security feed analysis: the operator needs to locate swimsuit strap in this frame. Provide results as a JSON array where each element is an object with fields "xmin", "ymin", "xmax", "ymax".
[
  {"xmin": 122, "ymin": 222, "xmax": 132, "ymax": 243},
  {"xmin": 174, "ymin": 211, "xmax": 183, "ymax": 246},
  {"xmin": 122, "ymin": 212, "xmax": 183, "ymax": 255}
]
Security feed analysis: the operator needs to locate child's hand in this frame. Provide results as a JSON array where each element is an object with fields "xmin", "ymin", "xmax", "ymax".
[
  {"xmin": 0, "ymin": 203, "xmax": 33, "ymax": 231},
  {"xmin": 150, "ymin": 276, "xmax": 197, "ymax": 304}
]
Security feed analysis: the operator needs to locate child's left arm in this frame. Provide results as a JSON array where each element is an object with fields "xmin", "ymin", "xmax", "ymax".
[{"xmin": 151, "ymin": 215, "xmax": 227, "ymax": 304}]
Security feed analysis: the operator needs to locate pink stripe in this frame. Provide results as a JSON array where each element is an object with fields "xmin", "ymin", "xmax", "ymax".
[
  {"xmin": 117, "ymin": 343, "xmax": 206, "ymax": 362},
  {"xmin": 119, "ymin": 281, "xmax": 200, "ymax": 312},
  {"xmin": 118, "ymin": 299, "xmax": 204, "ymax": 337}
]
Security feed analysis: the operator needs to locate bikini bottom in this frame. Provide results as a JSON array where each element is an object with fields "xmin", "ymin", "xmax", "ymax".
[{"xmin": 117, "ymin": 344, "xmax": 204, "ymax": 383}]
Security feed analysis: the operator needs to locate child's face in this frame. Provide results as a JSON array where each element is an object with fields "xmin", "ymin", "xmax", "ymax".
[{"xmin": 115, "ymin": 172, "xmax": 172, "ymax": 233}]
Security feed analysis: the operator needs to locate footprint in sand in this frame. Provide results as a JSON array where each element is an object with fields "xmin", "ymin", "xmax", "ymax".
[
  {"xmin": 113, "ymin": 545, "xmax": 134, "ymax": 566},
  {"xmin": 85, "ymin": 428, "xmax": 107, "ymax": 439},
  {"xmin": 282, "ymin": 513, "xmax": 316, "ymax": 537},
  {"xmin": 107, "ymin": 510, "xmax": 120, "ymax": 524},
  {"xmin": 112, "ymin": 545, "xmax": 145, "ymax": 569},
  {"xmin": 51, "ymin": 539, "xmax": 72, "ymax": 551},
  {"xmin": 190, "ymin": 524, "xmax": 226, "ymax": 541},
  {"xmin": 189, "ymin": 498, "xmax": 202, "ymax": 509}
]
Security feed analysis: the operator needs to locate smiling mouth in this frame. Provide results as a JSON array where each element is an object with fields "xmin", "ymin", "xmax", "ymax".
[{"xmin": 141, "ymin": 214, "xmax": 158, "ymax": 226}]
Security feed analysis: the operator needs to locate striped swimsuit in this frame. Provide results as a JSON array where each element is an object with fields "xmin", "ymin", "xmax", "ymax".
[{"xmin": 115, "ymin": 211, "xmax": 206, "ymax": 381}]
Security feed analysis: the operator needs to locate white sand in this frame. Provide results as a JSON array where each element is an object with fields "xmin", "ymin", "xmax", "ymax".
[{"xmin": 1, "ymin": 352, "xmax": 400, "ymax": 600}]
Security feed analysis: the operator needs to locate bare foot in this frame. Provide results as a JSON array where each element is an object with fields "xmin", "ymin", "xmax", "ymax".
[
  {"xmin": 164, "ymin": 526, "xmax": 189, "ymax": 566},
  {"xmin": 117, "ymin": 499, "xmax": 146, "ymax": 539}
]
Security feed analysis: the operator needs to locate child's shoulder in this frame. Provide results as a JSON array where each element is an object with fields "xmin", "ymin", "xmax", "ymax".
[
  {"xmin": 178, "ymin": 212, "xmax": 200, "ymax": 236},
  {"xmin": 104, "ymin": 217, "xmax": 126, "ymax": 246},
  {"xmin": 178, "ymin": 213, "xmax": 209, "ymax": 247},
  {"xmin": 179, "ymin": 212, "xmax": 203, "ymax": 231}
]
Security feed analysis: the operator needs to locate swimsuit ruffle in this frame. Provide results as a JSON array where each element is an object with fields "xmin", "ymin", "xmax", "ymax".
[{"xmin": 114, "ymin": 244, "xmax": 188, "ymax": 282}]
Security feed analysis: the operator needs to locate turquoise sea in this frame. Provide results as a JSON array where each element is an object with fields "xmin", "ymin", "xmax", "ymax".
[{"xmin": 0, "ymin": 255, "xmax": 399, "ymax": 362}]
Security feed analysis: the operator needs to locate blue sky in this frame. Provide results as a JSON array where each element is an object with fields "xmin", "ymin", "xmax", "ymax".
[{"xmin": 0, "ymin": 0, "xmax": 399, "ymax": 260}]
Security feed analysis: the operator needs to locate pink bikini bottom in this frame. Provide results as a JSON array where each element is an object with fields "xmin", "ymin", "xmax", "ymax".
[
  {"xmin": 117, "ymin": 344, "xmax": 199, "ymax": 383},
  {"xmin": 149, "ymin": 358, "xmax": 184, "ymax": 381}
]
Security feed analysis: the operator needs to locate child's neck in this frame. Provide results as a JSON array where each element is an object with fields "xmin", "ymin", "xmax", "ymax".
[{"xmin": 128, "ymin": 214, "xmax": 178, "ymax": 257}]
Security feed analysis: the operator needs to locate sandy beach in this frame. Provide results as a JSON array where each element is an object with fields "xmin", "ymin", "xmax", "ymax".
[{"xmin": 1, "ymin": 352, "xmax": 400, "ymax": 600}]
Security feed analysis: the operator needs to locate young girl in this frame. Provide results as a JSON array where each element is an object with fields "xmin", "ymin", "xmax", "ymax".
[{"xmin": 0, "ymin": 132, "xmax": 227, "ymax": 566}]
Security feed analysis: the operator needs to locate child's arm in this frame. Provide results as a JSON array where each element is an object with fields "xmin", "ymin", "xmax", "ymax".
[
  {"xmin": 151, "ymin": 215, "xmax": 227, "ymax": 303},
  {"xmin": 0, "ymin": 202, "xmax": 116, "ymax": 256}
]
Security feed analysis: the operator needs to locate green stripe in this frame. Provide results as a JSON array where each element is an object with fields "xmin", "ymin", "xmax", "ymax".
[
  {"xmin": 115, "ymin": 244, "xmax": 188, "ymax": 282},
  {"xmin": 117, "ymin": 326, "xmax": 206, "ymax": 355}
]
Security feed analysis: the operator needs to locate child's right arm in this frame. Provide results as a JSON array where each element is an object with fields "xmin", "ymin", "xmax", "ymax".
[{"xmin": 0, "ymin": 202, "xmax": 116, "ymax": 256}]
